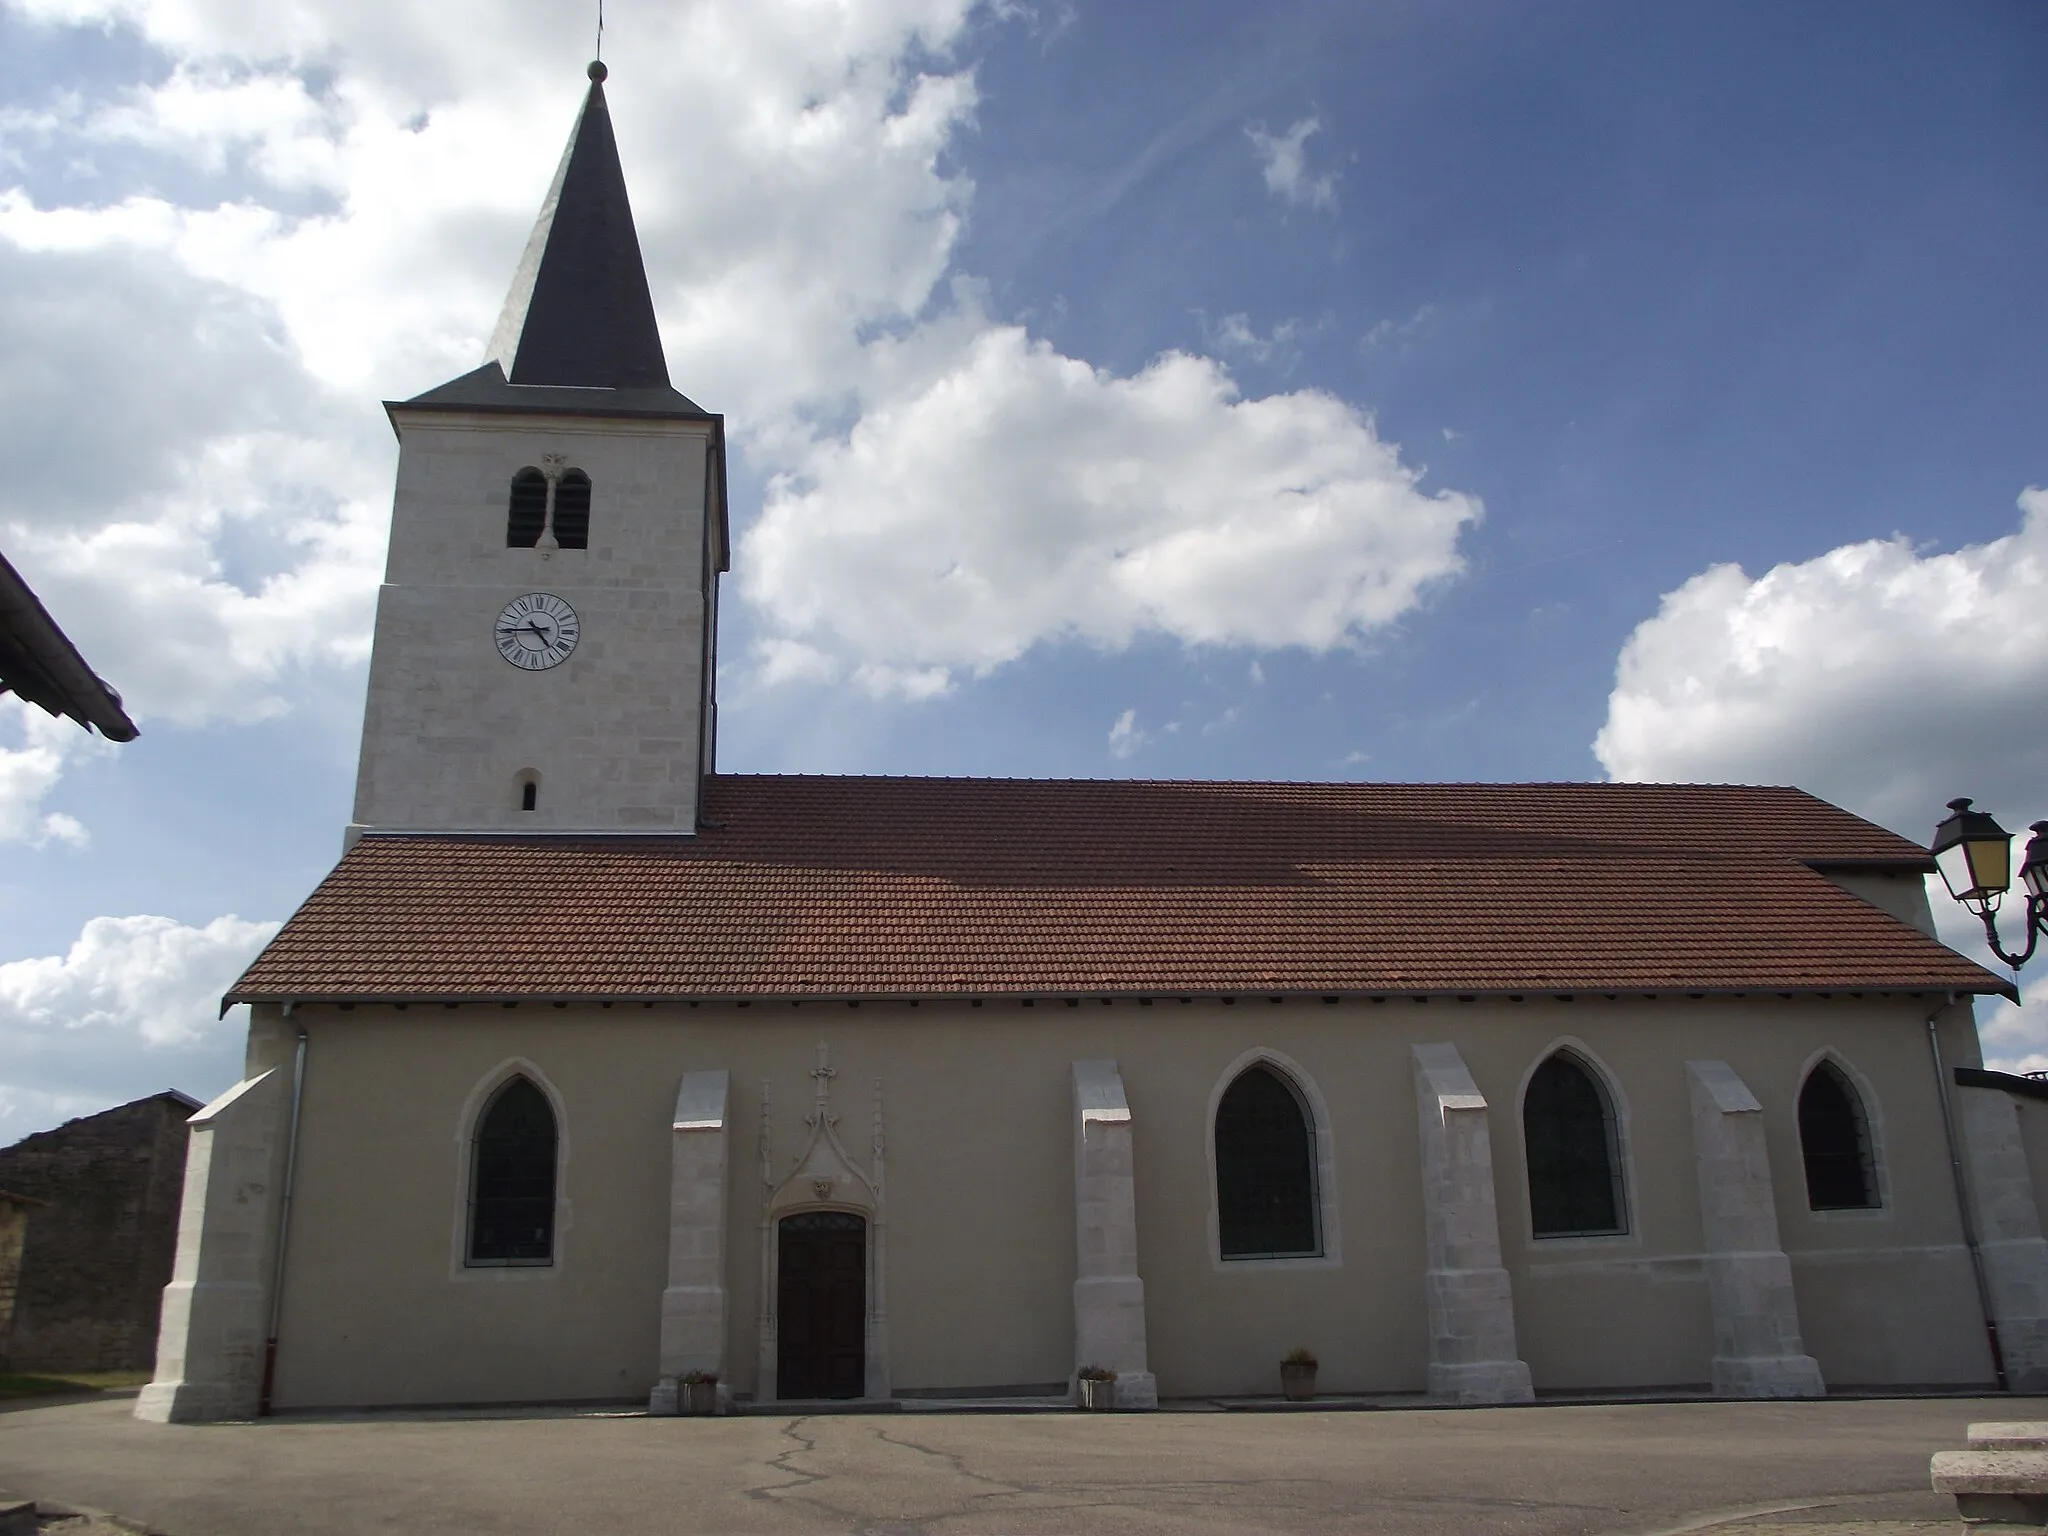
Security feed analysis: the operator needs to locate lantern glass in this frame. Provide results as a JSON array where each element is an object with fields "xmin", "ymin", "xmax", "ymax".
[
  {"xmin": 2023, "ymin": 823, "xmax": 2048, "ymax": 902},
  {"xmin": 1933, "ymin": 798, "xmax": 2013, "ymax": 905}
]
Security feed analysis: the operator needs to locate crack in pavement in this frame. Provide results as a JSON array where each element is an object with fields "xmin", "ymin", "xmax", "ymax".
[
  {"xmin": 742, "ymin": 1417, "xmax": 1062, "ymax": 1535},
  {"xmin": 742, "ymin": 1416, "xmax": 831, "ymax": 1508},
  {"xmin": 1620, "ymin": 1485, "xmax": 1934, "ymax": 1536},
  {"xmin": 869, "ymin": 1426, "xmax": 1032, "ymax": 1497}
]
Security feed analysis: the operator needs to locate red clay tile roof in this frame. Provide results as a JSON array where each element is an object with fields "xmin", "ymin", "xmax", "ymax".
[{"xmin": 225, "ymin": 776, "xmax": 2009, "ymax": 1004}]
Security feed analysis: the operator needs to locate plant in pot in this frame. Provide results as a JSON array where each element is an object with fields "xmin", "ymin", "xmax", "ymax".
[
  {"xmin": 679, "ymin": 1368, "xmax": 719, "ymax": 1416},
  {"xmin": 1076, "ymin": 1364, "xmax": 1117, "ymax": 1412},
  {"xmin": 1279, "ymin": 1348, "xmax": 1318, "ymax": 1402}
]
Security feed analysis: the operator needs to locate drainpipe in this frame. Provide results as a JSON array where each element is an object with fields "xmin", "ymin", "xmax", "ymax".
[
  {"xmin": 695, "ymin": 433, "xmax": 720, "ymax": 815},
  {"xmin": 1927, "ymin": 992, "xmax": 2009, "ymax": 1391},
  {"xmin": 259, "ymin": 1006, "xmax": 309, "ymax": 1415}
]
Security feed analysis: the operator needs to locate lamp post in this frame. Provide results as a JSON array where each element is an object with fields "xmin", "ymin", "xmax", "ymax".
[{"xmin": 1931, "ymin": 798, "xmax": 2048, "ymax": 971}]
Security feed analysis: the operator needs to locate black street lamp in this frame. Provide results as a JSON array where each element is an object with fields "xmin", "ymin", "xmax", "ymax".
[{"xmin": 1932, "ymin": 798, "xmax": 2048, "ymax": 971}]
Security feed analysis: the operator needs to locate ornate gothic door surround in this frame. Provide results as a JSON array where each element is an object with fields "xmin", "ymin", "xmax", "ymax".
[{"xmin": 755, "ymin": 1044, "xmax": 891, "ymax": 1403}]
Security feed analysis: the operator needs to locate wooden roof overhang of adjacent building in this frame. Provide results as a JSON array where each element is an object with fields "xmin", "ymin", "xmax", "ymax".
[
  {"xmin": 0, "ymin": 551, "xmax": 138, "ymax": 742},
  {"xmin": 224, "ymin": 776, "xmax": 2010, "ymax": 1011}
]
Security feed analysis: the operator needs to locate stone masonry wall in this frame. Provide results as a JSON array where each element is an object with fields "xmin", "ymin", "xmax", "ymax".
[
  {"xmin": 0, "ymin": 1094, "xmax": 196, "ymax": 1372},
  {"xmin": 0, "ymin": 1199, "xmax": 32, "ymax": 1347}
]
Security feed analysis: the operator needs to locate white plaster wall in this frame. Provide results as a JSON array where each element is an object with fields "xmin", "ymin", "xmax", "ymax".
[
  {"xmin": 353, "ymin": 411, "xmax": 714, "ymax": 834},
  {"xmin": 2012, "ymin": 1095, "xmax": 2048, "ymax": 1234},
  {"xmin": 257, "ymin": 993, "xmax": 1997, "ymax": 1410},
  {"xmin": 1479, "ymin": 998, "xmax": 1988, "ymax": 1391}
]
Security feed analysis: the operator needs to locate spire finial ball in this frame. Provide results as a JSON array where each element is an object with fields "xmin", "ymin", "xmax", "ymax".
[{"xmin": 587, "ymin": 60, "xmax": 608, "ymax": 82}]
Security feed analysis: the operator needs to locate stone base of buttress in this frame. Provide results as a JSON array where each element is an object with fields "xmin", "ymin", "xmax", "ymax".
[
  {"xmin": 1427, "ymin": 1359, "xmax": 1534, "ymax": 1404},
  {"xmin": 1712, "ymin": 1353, "xmax": 1824, "ymax": 1399}
]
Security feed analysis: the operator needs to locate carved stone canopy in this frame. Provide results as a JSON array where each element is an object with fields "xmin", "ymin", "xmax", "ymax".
[{"xmin": 765, "ymin": 1043, "xmax": 881, "ymax": 1218}]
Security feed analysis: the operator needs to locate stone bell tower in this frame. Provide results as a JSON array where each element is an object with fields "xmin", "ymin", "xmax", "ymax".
[{"xmin": 350, "ymin": 62, "xmax": 726, "ymax": 838}]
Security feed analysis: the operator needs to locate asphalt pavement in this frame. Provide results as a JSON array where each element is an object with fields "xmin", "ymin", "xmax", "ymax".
[{"xmin": 0, "ymin": 1392, "xmax": 2004, "ymax": 1535}]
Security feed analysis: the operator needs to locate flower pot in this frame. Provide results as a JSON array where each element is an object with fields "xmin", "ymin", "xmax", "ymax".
[
  {"xmin": 1279, "ymin": 1363, "xmax": 1317, "ymax": 1402},
  {"xmin": 680, "ymin": 1380, "xmax": 719, "ymax": 1416},
  {"xmin": 1079, "ymin": 1377, "xmax": 1116, "ymax": 1412}
]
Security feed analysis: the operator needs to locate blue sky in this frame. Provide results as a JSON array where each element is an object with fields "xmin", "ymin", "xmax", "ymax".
[{"xmin": 1, "ymin": 0, "xmax": 2045, "ymax": 1133}]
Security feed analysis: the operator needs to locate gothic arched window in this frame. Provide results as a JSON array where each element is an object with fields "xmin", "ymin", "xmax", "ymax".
[
  {"xmin": 506, "ymin": 468, "xmax": 548, "ymax": 548},
  {"xmin": 1799, "ymin": 1061, "xmax": 1878, "ymax": 1210},
  {"xmin": 552, "ymin": 469, "xmax": 591, "ymax": 549},
  {"xmin": 468, "ymin": 1076, "xmax": 557, "ymax": 1264},
  {"xmin": 1215, "ymin": 1063, "xmax": 1320, "ymax": 1258},
  {"xmin": 1524, "ymin": 1051, "xmax": 1626, "ymax": 1238}
]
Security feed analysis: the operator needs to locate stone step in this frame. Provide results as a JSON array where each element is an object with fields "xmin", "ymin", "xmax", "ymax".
[
  {"xmin": 1974, "ymin": 1423, "xmax": 2048, "ymax": 1451},
  {"xmin": 1931, "ymin": 1449, "xmax": 2048, "ymax": 1529}
]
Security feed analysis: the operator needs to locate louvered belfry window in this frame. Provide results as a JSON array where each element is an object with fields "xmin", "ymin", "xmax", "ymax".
[
  {"xmin": 1799, "ymin": 1061, "xmax": 1878, "ymax": 1210},
  {"xmin": 552, "ymin": 469, "xmax": 591, "ymax": 549},
  {"xmin": 1524, "ymin": 1052, "xmax": 1626, "ymax": 1237},
  {"xmin": 1215, "ymin": 1064, "xmax": 1320, "ymax": 1258},
  {"xmin": 506, "ymin": 468, "xmax": 549, "ymax": 547},
  {"xmin": 468, "ymin": 1076, "xmax": 557, "ymax": 1264}
]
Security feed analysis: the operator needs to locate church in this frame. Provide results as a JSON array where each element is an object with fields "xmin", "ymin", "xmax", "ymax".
[{"xmin": 137, "ymin": 63, "xmax": 2048, "ymax": 1422}]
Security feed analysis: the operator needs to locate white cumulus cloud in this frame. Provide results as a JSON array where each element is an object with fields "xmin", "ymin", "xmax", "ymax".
[
  {"xmin": 1107, "ymin": 707, "xmax": 1146, "ymax": 759},
  {"xmin": 1595, "ymin": 486, "xmax": 2048, "ymax": 1066},
  {"xmin": 743, "ymin": 320, "xmax": 1479, "ymax": 694},
  {"xmin": 1596, "ymin": 488, "xmax": 2048, "ymax": 837},
  {"xmin": 0, "ymin": 0, "xmax": 993, "ymax": 807},
  {"xmin": 1246, "ymin": 115, "xmax": 1337, "ymax": 211},
  {"xmin": 0, "ymin": 699, "xmax": 102, "ymax": 846},
  {"xmin": 0, "ymin": 912, "xmax": 279, "ymax": 1138},
  {"xmin": 0, "ymin": 0, "xmax": 1474, "ymax": 752}
]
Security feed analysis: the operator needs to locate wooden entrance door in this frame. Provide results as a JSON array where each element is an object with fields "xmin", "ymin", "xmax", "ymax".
[{"xmin": 776, "ymin": 1211, "xmax": 867, "ymax": 1399}]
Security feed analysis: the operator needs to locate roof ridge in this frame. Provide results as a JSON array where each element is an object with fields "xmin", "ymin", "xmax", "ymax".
[{"xmin": 704, "ymin": 772, "xmax": 1812, "ymax": 791}]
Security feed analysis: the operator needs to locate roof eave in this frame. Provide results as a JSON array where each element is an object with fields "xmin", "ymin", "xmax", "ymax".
[
  {"xmin": 385, "ymin": 397, "xmax": 719, "ymax": 429},
  {"xmin": 225, "ymin": 980, "xmax": 2009, "ymax": 1009},
  {"xmin": 0, "ymin": 551, "xmax": 139, "ymax": 741}
]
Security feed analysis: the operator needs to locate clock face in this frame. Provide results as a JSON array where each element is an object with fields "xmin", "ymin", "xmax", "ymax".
[{"xmin": 494, "ymin": 592, "xmax": 580, "ymax": 670}]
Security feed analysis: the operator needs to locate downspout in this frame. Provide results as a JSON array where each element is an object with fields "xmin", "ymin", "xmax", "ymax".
[
  {"xmin": 695, "ymin": 432, "xmax": 719, "ymax": 819},
  {"xmin": 1927, "ymin": 992, "xmax": 2010, "ymax": 1391},
  {"xmin": 259, "ymin": 1005, "xmax": 309, "ymax": 1415}
]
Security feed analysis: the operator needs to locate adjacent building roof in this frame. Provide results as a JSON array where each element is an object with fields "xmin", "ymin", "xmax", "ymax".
[
  {"xmin": 227, "ymin": 777, "xmax": 2006, "ymax": 1006},
  {"xmin": 0, "ymin": 550, "xmax": 138, "ymax": 741}
]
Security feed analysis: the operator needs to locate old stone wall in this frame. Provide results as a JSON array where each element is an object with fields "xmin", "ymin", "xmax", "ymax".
[
  {"xmin": 0, "ymin": 1094, "xmax": 195, "ymax": 1372},
  {"xmin": 0, "ymin": 1198, "xmax": 35, "ymax": 1348}
]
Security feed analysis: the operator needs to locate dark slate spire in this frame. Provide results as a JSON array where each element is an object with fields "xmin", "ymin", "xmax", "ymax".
[{"xmin": 484, "ymin": 62, "xmax": 670, "ymax": 390}]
